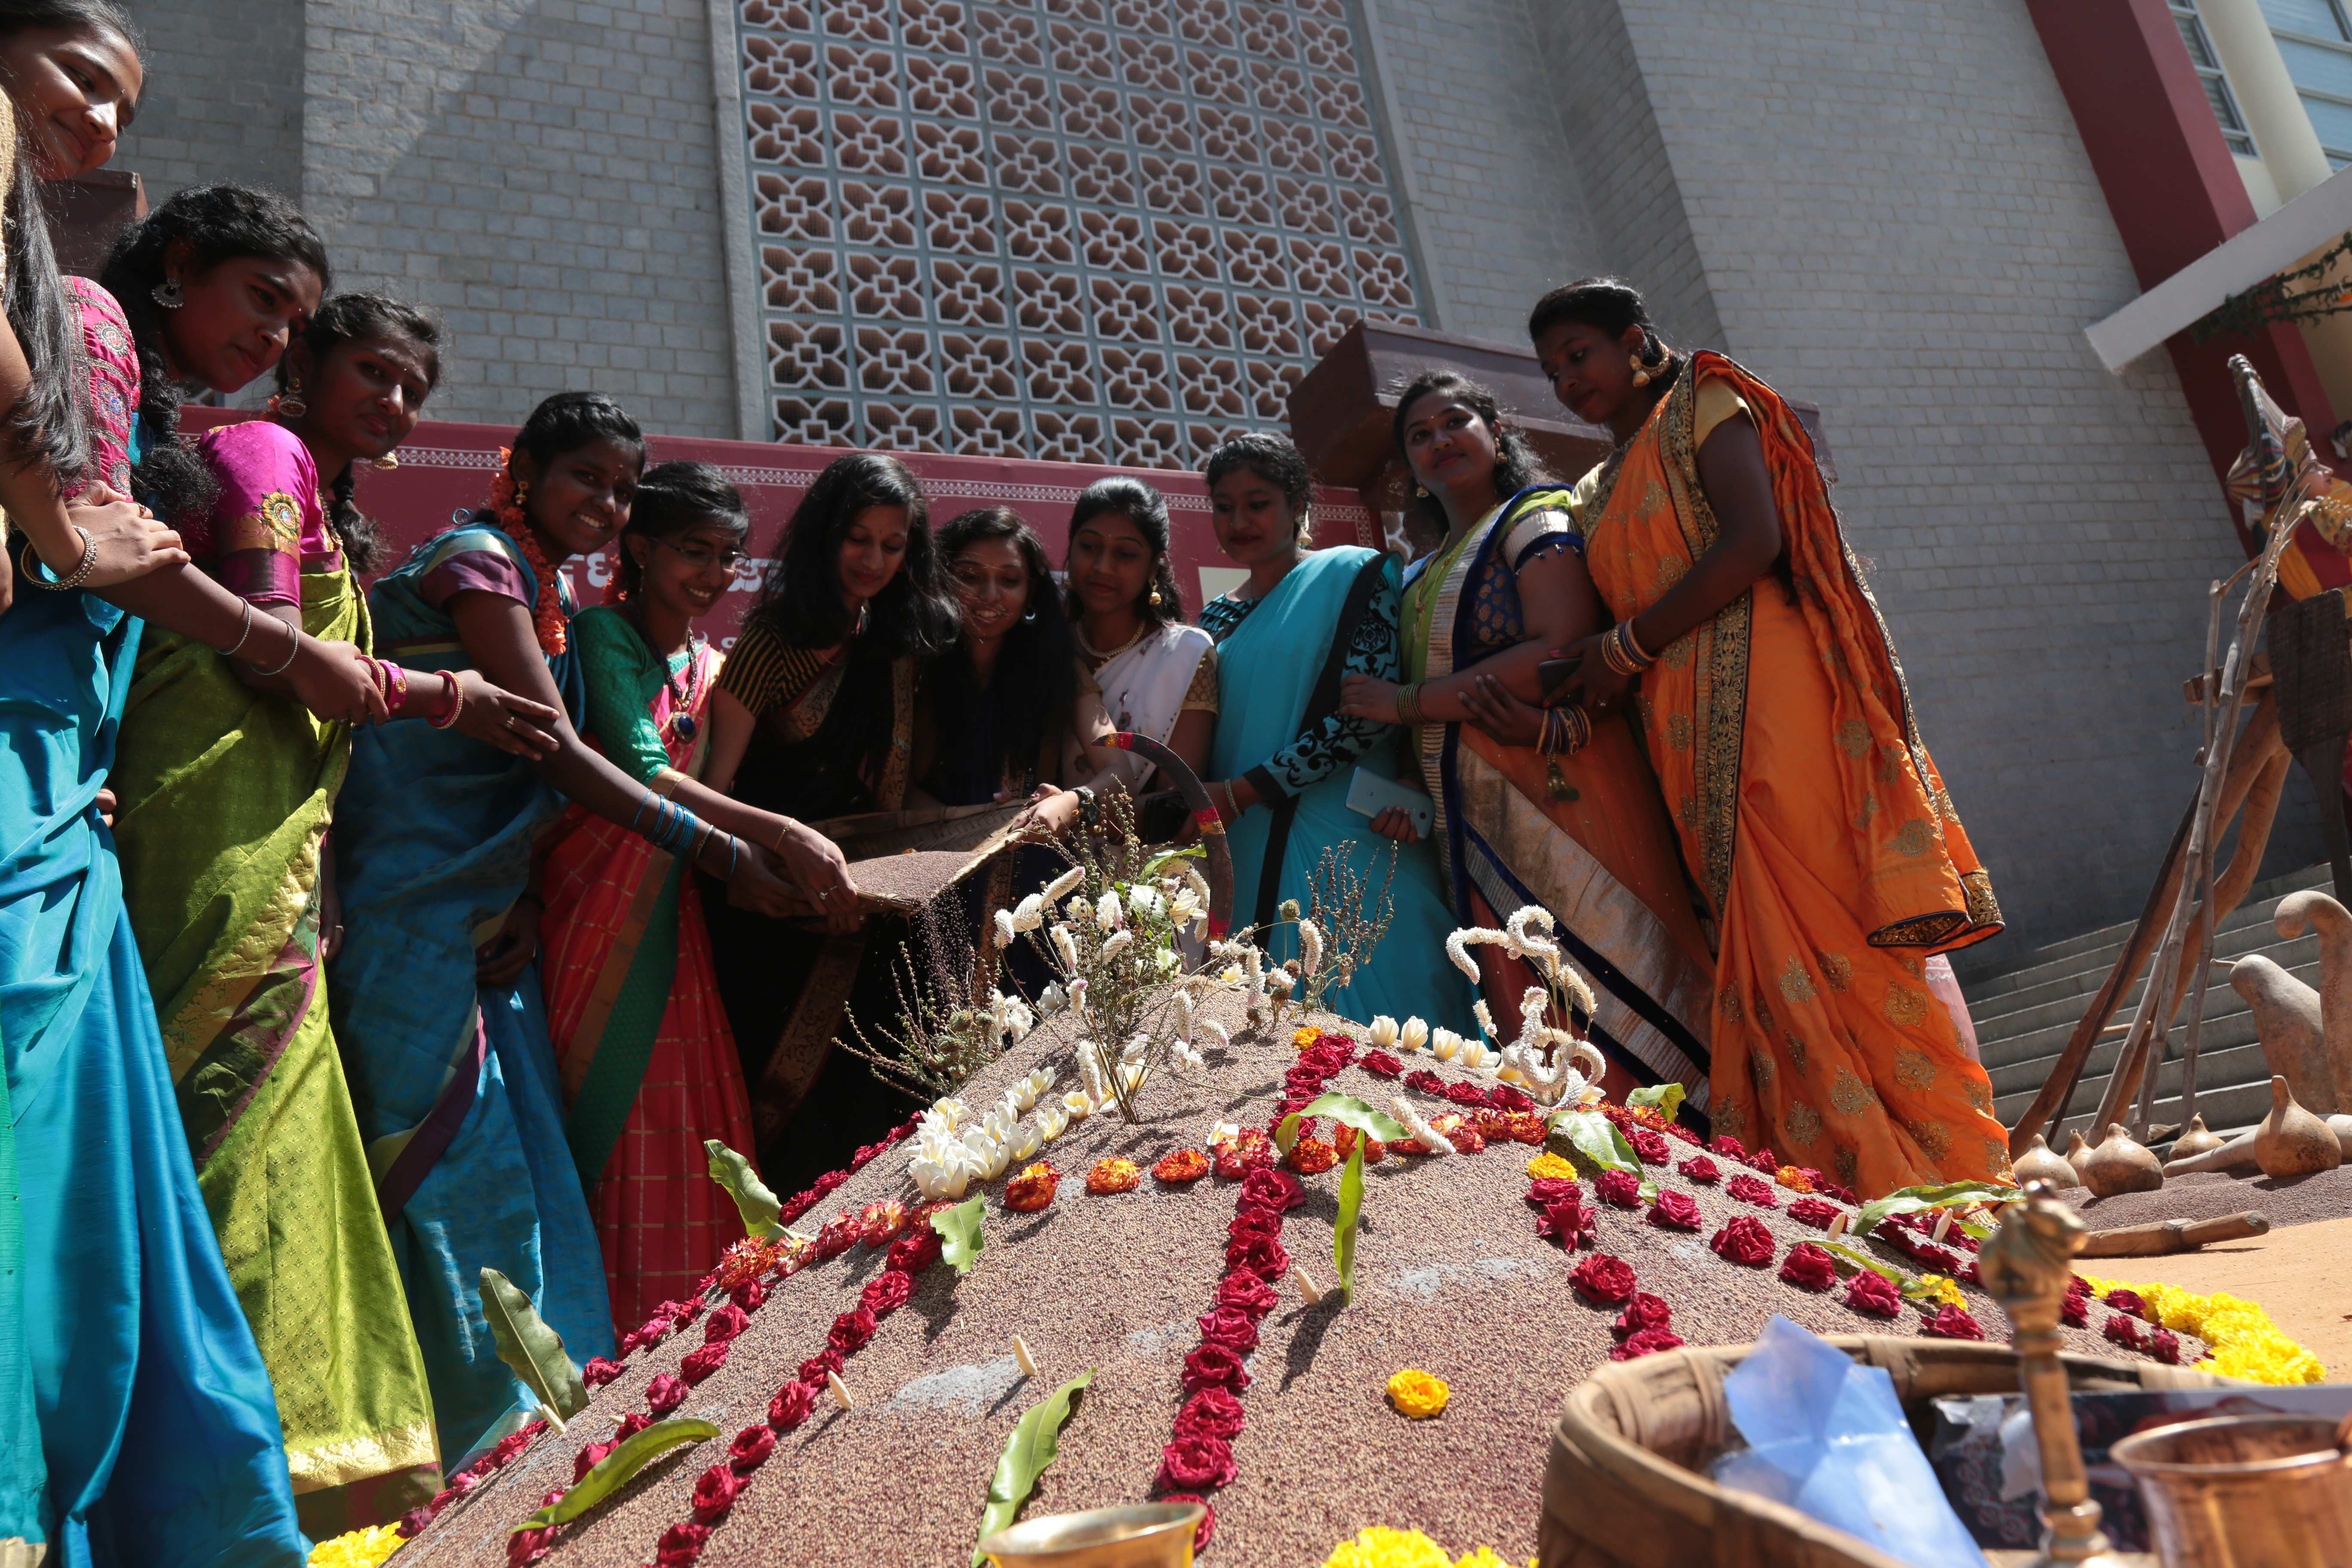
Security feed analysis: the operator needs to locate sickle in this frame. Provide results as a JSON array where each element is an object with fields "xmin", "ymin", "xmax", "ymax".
[{"xmin": 1104, "ymin": 731, "xmax": 1235, "ymax": 940}]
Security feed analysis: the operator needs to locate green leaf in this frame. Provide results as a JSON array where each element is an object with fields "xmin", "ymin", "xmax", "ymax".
[
  {"xmin": 1637, "ymin": 1179, "xmax": 1659, "ymax": 1204},
  {"xmin": 704, "ymin": 1139, "xmax": 785, "ymax": 1240},
  {"xmin": 972, "ymin": 1370, "xmax": 1095, "ymax": 1564},
  {"xmin": 1820, "ymin": 1240, "xmax": 1908, "ymax": 1285},
  {"xmin": 479, "ymin": 1268, "xmax": 588, "ymax": 1431},
  {"xmin": 510, "ymin": 1419, "xmax": 719, "ymax": 1534},
  {"xmin": 1333, "ymin": 1145, "xmax": 1364, "ymax": 1301},
  {"xmin": 1141, "ymin": 845, "xmax": 1205, "ymax": 879},
  {"xmin": 1627, "ymin": 1082, "xmax": 1686, "ymax": 1121},
  {"xmin": 1274, "ymin": 1092, "xmax": 1411, "ymax": 1156},
  {"xmin": 934, "ymin": 1194, "xmax": 986, "ymax": 1277},
  {"xmin": 1852, "ymin": 1180, "xmax": 2019, "ymax": 1239},
  {"xmin": 1544, "ymin": 1107, "xmax": 1640, "ymax": 1174}
]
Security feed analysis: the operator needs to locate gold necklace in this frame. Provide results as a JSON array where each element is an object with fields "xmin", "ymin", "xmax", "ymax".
[{"xmin": 1075, "ymin": 620, "xmax": 1148, "ymax": 662}]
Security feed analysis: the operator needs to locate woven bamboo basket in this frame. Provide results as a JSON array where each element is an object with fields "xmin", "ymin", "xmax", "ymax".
[{"xmin": 1539, "ymin": 1335, "xmax": 2230, "ymax": 1568}]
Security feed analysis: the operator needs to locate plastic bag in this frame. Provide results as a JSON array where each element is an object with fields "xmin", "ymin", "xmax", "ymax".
[{"xmin": 1711, "ymin": 1316, "xmax": 1990, "ymax": 1568}]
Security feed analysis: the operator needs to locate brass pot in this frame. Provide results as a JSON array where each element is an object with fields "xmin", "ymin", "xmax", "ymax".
[
  {"xmin": 978, "ymin": 1503, "xmax": 1205, "ymax": 1568},
  {"xmin": 2110, "ymin": 1415, "xmax": 2352, "ymax": 1568}
]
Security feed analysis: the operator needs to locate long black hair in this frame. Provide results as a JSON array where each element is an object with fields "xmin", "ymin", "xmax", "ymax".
[
  {"xmin": 100, "ymin": 184, "xmax": 330, "ymax": 523},
  {"xmin": 932, "ymin": 505, "xmax": 1078, "ymax": 792},
  {"xmin": 1063, "ymin": 475, "xmax": 1183, "ymax": 628},
  {"xmin": 276, "ymin": 291, "xmax": 439, "ymax": 575},
  {"xmin": 614, "ymin": 459, "xmax": 747, "ymax": 606},
  {"xmin": 1388, "ymin": 368, "xmax": 1549, "ymax": 540},
  {"xmin": 744, "ymin": 450, "xmax": 957, "ymax": 658}
]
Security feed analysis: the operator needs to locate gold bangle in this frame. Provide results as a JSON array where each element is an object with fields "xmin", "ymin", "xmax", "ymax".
[
  {"xmin": 1620, "ymin": 617, "xmax": 1655, "ymax": 665},
  {"xmin": 1395, "ymin": 683, "xmax": 1424, "ymax": 725}
]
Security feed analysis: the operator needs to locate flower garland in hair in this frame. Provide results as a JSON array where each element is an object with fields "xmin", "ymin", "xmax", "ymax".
[{"xmin": 488, "ymin": 447, "xmax": 569, "ymax": 656}]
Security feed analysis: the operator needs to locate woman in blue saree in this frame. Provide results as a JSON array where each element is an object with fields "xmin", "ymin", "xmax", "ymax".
[
  {"xmin": 331, "ymin": 392, "xmax": 810, "ymax": 1460},
  {"xmin": 1195, "ymin": 435, "xmax": 1473, "ymax": 1033}
]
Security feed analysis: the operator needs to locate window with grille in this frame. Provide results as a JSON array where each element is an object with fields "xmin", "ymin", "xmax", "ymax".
[
  {"xmin": 2172, "ymin": 1, "xmax": 2259, "ymax": 156},
  {"xmin": 2259, "ymin": 0, "xmax": 2352, "ymax": 167}
]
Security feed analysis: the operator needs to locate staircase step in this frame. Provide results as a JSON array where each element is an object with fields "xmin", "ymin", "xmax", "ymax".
[
  {"xmin": 1968, "ymin": 929, "xmax": 2317, "ymax": 1044},
  {"xmin": 1994, "ymin": 1066, "xmax": 2275, "ymax": 1145}
]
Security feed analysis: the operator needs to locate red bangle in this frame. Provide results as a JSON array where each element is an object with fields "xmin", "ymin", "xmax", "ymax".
[{"xmin": 428, "ymin": 669, "xmax": 465, "ymax": 729}]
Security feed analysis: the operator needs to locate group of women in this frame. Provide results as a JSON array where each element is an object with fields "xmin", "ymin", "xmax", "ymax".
[{"xmin": 0, "ymin": 3, "xmax": 2013, "ymax": 1563}]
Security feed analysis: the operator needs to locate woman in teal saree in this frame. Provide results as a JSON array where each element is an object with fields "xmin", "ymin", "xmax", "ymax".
[{"xmin": 1195, "ymin": 435, "xmax": 1473, "ymax": 1032}]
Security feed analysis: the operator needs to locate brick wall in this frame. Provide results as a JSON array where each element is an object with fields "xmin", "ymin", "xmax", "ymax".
[{"xmin": 115, "ymin": 0, "xmax": 306, "ymax": 201}]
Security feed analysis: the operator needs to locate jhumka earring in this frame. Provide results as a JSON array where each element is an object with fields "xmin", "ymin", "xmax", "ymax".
[
  {"xmin": 1414, "ymin": 484, "xmax": 1429, "ymax": 498},
  {"xmin": 1149, "ymin": 587, "xmax": 1164, "ymax": 606},
  {"xmin": 271, "ymin": 378, "xmax": 308, "ymax": 420},
  {"xmin": 1629, "ymin": 355, "xmax": 1652, "ymax": 389},
  {"xmin": 514, "ymin": 479, "xmax": 530, "ymax": 508},
  {"xmin": 371, "ymin": 450, "xmax": 401, "ymax": 472},
  {"xmin": 151, "ymin": 276, "xmax": 185, "ymax": 309}
]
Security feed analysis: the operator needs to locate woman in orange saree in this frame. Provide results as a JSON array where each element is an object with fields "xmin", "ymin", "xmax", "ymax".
[
  {"xmin": 538, "ymin": 463, "xmax": 756, "ymax": 1331},
  {"xmin": 1528, "ymin": 277, "xmax": 2006, "ymax": 1196}
]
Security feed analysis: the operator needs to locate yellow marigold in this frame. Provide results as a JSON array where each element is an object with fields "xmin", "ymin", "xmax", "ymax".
[
  {"xmin": 2079, "ymin": 1275, "xmax": 2327, "ymax": 1386},
  {"xmin": 1294, "ymin": 1024, "xmax": 1322, "ymax": 1050},
  {"xmin": 307, "ymin": 1525, "xmax": 405, "ymax": 1568},
  {"xmin": 1451, "ymin": 1550, "xmax": 1537, "ymax": 1568},
  {"xmin": 1525, "ymin": 1151, "xmax": 1575, "ymax": 1181},
  {"xmin": 1386, "ymin": 1367, "xmax": 1450, "ymax": 1419},
  {"xmin": 1773, "ymin": 1164, "xmax": 1815, "ymax": 1194},
  {"xmin": 1323, "ymin": 1527, "xmax": 1454, "ymax": 1568},
  {"xmin": 1917, "ymin": 1274, "xmax": 1965, "ymax": 1308}
]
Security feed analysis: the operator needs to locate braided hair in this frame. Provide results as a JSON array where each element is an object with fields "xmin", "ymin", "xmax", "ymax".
[
  {"xmin": 1388, "ymin": 369, "xmax": 1550, "ymax": 541},
  {"xmin": 99, "ymin": 184, "xmax": 330, "ymax": 523},
  {"xmin": 276, "ymin": 291, "xmax": 439, "ymax": 575},
  {"xmin": 613, "ymin": 460, "xmax": 747, "ymax": 606},
  {"xmin": 1525, "ymin": 276, "xmax": 1679, "ymax": 388},
  {"xmin": 1064, "ymin": 475, "xmax": 1183, "ymax": 628}
]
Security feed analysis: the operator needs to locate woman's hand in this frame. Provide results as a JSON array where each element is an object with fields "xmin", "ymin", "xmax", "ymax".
[
  {"xmin": 1458, "ymin": 671, "xmax": 1546, "ymax": 747},
  {"xmin": 769, "ymin": 818, "xmax": 860, "ymax": 932},
  {"xmin": 1368, "ymin": 804, "xmax": 1424, "ymax": 844},
  {"xmin": 450, "ymin": 670, "xmax": 562, "ymax": 758},
  {"xmin": 56, "ymin": 483, "xmax": 189, "ymax": 589},
  {"xmin": 728, "ymin": 841, "xmax": 851, "ymax": 926},
  {"xmin": 285, "ymin": 637, "xmax": 391, "ymax": 727},
  {"xmin": 93, "ymin": 786, "xmax": 116, "ymax": 829},
  {"xmin": 1012, "ymin": 785, "xmax": 1080, "ymax": 842},
  {"xmin": 1548, "ymin": 631, "xmax": 1636, "ymax": 720},
  {"xmin": 1338, "ymin": 671, "xmax": 1403, "ymax": 723},
  {"xmin": 475, "ymin": 897, "xmax": 541, "ymax": 987}
]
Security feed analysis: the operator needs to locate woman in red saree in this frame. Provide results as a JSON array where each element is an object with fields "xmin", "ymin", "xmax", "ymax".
[
  {"xmin": 1525, "ymin": 278, "xmax": 2007, "ymax": 1197},
  {"xmin": 537, "ymin": 462, "xmax": 755, "ymax": 1330}
]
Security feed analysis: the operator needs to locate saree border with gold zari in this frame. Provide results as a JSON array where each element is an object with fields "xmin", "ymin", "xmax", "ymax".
[
  {"xmin": 1575, "ymin": 351, "xmax": 2008, "ymax": 1193},
  {"xmin": 1402, "ymin": 488, "xmax": 1715, "ymax": 1100},
  {"xmin": 109, "ymin": 556, "xmax": 439, "ymax": 1503}
]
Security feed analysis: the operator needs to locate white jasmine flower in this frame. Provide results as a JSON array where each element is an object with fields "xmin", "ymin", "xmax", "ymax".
[
  {"xmin": 1368, "ymin": 1015, "xmax": 1400, "ymax": 1050},
  {"xmin": 1044, "ymin": 864, "xmax": 1085, "ymax": 902},
  {"xmin": 1401, "ymin": 1017, "xmax": 1430, "ymax": 1054},
  {"xmin": 1458, "ymin": 1038, "xmax": 1499, "ymax": 1072},
  {"xmin": 1119, "ymin": 1061, "xmax": 1145, "ymax": 1093},
  {"xmin": 980, "ymin": 1140, "xmax": 1014, "ymax": 1179},
  {"xmin": 1167, "ymin": 885, "xmax": 1205, "ymax": 932},
  {"xmin": 1219, "ymin": 965, "xmax": 1244, "ymax": 986}
]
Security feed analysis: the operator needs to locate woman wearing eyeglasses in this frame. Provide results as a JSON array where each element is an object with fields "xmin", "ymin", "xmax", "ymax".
[{"xmin": 533, "ymin": 462, "xmax": 762, "ymax": 1330}]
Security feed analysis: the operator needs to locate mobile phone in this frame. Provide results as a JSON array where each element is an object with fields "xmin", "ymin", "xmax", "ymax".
[
  {"xmin": 1537, "ymin": 654, "xmax": 1582, "ymax": 707},
  {"xmin": 1345, "ymin": 766, "xmax": 1434, "ymax": 838}
]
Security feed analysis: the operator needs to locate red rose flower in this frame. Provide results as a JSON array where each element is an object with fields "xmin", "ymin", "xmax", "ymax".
[
  {"xmin": 1526, "ymin": 1176, "xmax": 1580, "ymax": 1208},
  {"xmin": 1282, "ymin": 1065, "xmax": 1327, "ymax": 1093},
  {"xmin": 769, "ymin": 1380, "xmax": 817, "ymax": 1432},
  {"xmin": 572, "ymin": 1439, "xmax": 616, "ymax": 1481},
  {"xmin": 645, "ymin": 1373, "xmax": 689, "ymax": 1415},
  {"xmin": 1157, "ymin": 1434, "xmax": 1239, "ymax": 1492},
  {"xmin": 1612, "ymin": 1292, "xmax": 1674, "ymax": 1337},
  {"xmin": 582, "ymin": 1355, "xmax": 624, "ymax": 1387},
  {"xmin": 1197, "ymin": 1306, "xmax": 1261, "ymax": 1354},
  {"xmin": 509, "ymin": 1526, "xmax": 552, "ymax": 1567},
  {"xmin": 654, "ymin": 1520, "xmax": 711, "ymax": 1567},
  {"xmin": 797, "ymin": 1348, "xmax": 843, "ymax": 1385},
  {"xmin": 1444, "ymin": 1079, "xmax": 1491, "ymax": 1108},
  {"xmin": 1216, "ymin": 1272, "xmax": 1281, "ymax": 1316},
  {"xmin": 1724, "ymin": 1173, "xmax": 1780, "ymax": 1209},
  {"xmin": 828, "ymin": 1307, "xmax": 878, "ymax": 1355},
  {"xmin": 1709, "ymin": 1216, "xmax": 1776, "ymax": 1268},
  {"xmin": 679, "ymin": 1341, "xmax": 729, "ymax": 1385},
  {"xmin": 812, "ymin": 1169, "xmax": 848, "ymax": 1197},
  {"xmin": 2101, "ymin": 1288, "xmax": 2149, "ymax": 1320},
  {"xmin": 2150, "ymin": 1329, "xmax": 2182, "ymax": 1365},
  {"xmin": 1710, "ymin": 1134, "xmax": 1747, "ymax": 1160},
  {"xmin": 812, "ymin": 1213, "xmax": 859, "ymax": 1261},
  {"xmin": 1229, "ymin": 1206, "xmax": 1284, "ymax": 1242},
  {"xmin": 1181, "ymin": 1343, "xmax": 1252, "ymax": 1394},
  {"xmin": 861, "ymin": 1269, "xmax": 914, "ymax": 1317},
  {"xmin": 703, "ymin": 1305, "xmax": 748, "ymax": 1344},
  {"xmin": 1785, "ymin": 1197, "xmax": 1842, "ymax": 1229},
  {"xmin": 1926, "ymin": 1304, "xmax": 1987, "ymax": 1341},
  {"xmin": 729, "ymin": 1277, "xmax": 768, "ymax": 1312},
  {"xmin": 1431, "ymin": 1115, "xmax": 1487, "ymax": 1153},
  {"xmin": 1404, "ymin": 1069, "xmax": 1446, "ymax": 1094},
  {"xmin": 656, "ymin": 1298, "xmax": 695, "ymax": 1329},
  {"xmin": 2103, "ymin": 1314, "xmax": 2150, "ymax": 1351},
  {"xmin": 728, "ymin": 1423, "xmax": 775, "ymax": 1475},
  {"xmin": 1610, "ymin": 1326, "xmax": 1687, "ymax": 1361},
  {"xmin": 1157, "ymin": 1492, "xmax": 1216, "ymax": 1553},
  {"xmin": 1490, "ymin": 1084, "xmax": 1535, "ymax": 1114},
  {"xmin": 2060, "ymin": 1292, "xmax": 2089, "ymax": 1327},
  {"xmin": 395, "ymin": 1506, "xmax": 434, "ymax": 1538},
  {"xmin": 614, "ymin": 1412, "xmax": 651, "ymax": 1442},
  {"xmin": 1678, "ymin": 1154, "xmax": 1721, "ymax": 1184},
  {"xmin": 1225, "ymin": 1232, "xmax": 1291, "ymax": 1280},
  {"xmin": 690, "ymin": 1463, "xmax": 741, "ymax": 1523},
  {"xmin": 1172, "ymin": 1387, "xmax": 1248, "ymax": 1442},
  {"xmin": 1845, "ymin": 1270, "xmax": 1903, "ymax": 1317},
  {"xmin": 1242, "ymin": 1168, "xmax": 1304, "ymax": 1210},
  {"xmin": 1537, "ymin": 1196, "xmax": 1595, "ymax": 1249},
  {"xmin": 1285, "ymin": 1136, "xmax": 1340, "ymax": 1175},
  {"xmin": 1214, "ymin": 1130, "xmax": 1276, "ymax": 1179},
  {"xmin": 887, "ymin": 1228, "xmax": 943, "ymax": 1274},
  {"xmin": 1627, "ymin": 1126, "xmax": 1671, "ymax": 1165},
  {"xmin": 1361, "ymin": 1050, "xmax": 1404, "ymax": 1078},
  {"xmin": 1594, "ymin": 1169, "xmax": 1644, "ymax": 1208},
  {"xmin": 1568, "ymin": 1251, "xmax": 1639, "ymax": 1305},
  {"xmin": 1648, "ymin": 1191, "xmax": 1703, "ymax": 1231},
  {"xmin": 1779, "ymin": 1242, "xmax": 1838, "ymax": 1292}
]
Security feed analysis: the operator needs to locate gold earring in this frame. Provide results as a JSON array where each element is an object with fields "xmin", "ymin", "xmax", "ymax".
[
  {"xmin": 1629, "ymin": 355, "xmax": 1651, "ymax": 389},
  {"xmin": 1414, "ymin": 484, "xmax": 1429, "ymax": 498},
  {"xmin": 371, "ymin": 450, "xmax": 401, "ymax": 472},
  {"xmin": 514, "ymin": 478, "xmax": 530, "ymax": 508},
  {"xmin": 1149, "ymin": 587, "xmax": 1163, "ymax": 607},
  {"xmin": 273, "ymin": 378, "xmax": 308, "ymax": 420}
]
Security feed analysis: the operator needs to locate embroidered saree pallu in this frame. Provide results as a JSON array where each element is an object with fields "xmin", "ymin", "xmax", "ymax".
[{"xmin": 1572, "ymin": 352, "xmax": 2006, "ymax": 1196}]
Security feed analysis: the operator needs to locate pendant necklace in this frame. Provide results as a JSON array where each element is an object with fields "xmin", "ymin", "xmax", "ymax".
[{"xmin": 664, "ymin": 635, "xmax": 707, "ymax": 741}]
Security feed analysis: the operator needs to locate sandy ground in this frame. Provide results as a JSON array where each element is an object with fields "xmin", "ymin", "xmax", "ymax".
[{"xmin": 2078, "ymin": 1213, "xmax": 2352, "ymax": 1377}]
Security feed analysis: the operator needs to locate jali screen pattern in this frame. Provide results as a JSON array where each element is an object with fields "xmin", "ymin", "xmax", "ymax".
[{"xmin": 736, "ymin": 0, "xmax": 1425, "ymax": 464}]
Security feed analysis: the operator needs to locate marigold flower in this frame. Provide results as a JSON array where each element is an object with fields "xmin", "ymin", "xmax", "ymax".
[
  {"xmin": 679, "ymin": 1341, "xmax": 729, "ymax": 1385},
  {"xmin": 728, "ymin": 1423, "xmax": 775, "ymax": 1475},
  {"xmin": 1385, "ymin": 1368, "xmax": 1450, "ymax": 1419},
  {"xmin": 1173, "ymin": 1386, "xmax": 1248, "ymax": 1441},
  {"xmin": 1568, "ymin": 1251, "xmax": 1639, "ymax": 1304},
  {"xmin": 1153, "ymin": 1148, "xmax": 1210, "ymax": 1182},
  {"xmin": 861, "ymin": 1269, "xmax": 913, "ymax": 1317},
  {"xmin": 1241, "ymin": 1167, "xmax": 1305, "ymax": 1210},
  {"xmin": 1321, "ymin": 1526, "xmax": 1454, "ymax": 1568},
  {"xmin": 1498, "ymin": 1111, "xmax": 1547, "ymax": 1144},
  {"xmin": 1087, "ymin": 1156, "xmax": 1142, "ymax": 1193},
  {"xmin": 1525, "ymin": 1152, "xmax": 1576, "ymax": 1182},
  {"xmin": 1181, "ymin": 1343, "xmax": 1252, "ymax": 1394},
  {"xmin": 859, "ymin": 1198, "xmax": 909, "ymax": 1246},
  {"xmin": 1613, "ymin": 1292, "xmax": 1673, "ymax": 1337},
  {"xmin": 645, "ymin": 1372, "xmax": 689, "ymax": 1415},
  {"xmin": 1159, "ymin": 1433, "xmax": 1239, "ymax": 1491},
  {"xmin": 1286, "ymin": 1136, "xmax": 1340, "ymax": 1175},
  {"xmin": 1332, "ymin": 1124, "xmax": 1388, "ymax": 1163},
  {"xmin": 1917, "ymin": 1273, "xmax": 1965, "ymax": 1308},
  {"xmin": 1610, "ymin": 1326, "xmax": 1687, "ymax": 1361},
  {"xmin": 1428, "ymin": 1113, "xmax": 1485, "ymax": 1152},
  {"xmin": 1647, "ymin": 1191, "xmax": 1703, "ymax": 1231},
  {"xmin": 1678, "ymin": 1153, "xmax": 1722, "ymax": 1184},
  {"xmin": 1724, "ymin": 1173, "xmax": 1780, "ymax": 1209},
  {"xmin": 309, "ymin": 1525, "xmax": 407, "ymax": 1568},
  {"xmin": 1774, "ymin": 1165, "xmax": 1816, "ymax": 1194},
  {"xmin": 1214, "ymin": 1128, "xmax": 1277, "ymax": 1179},
  {"xmin": 1845, "ymin": 1269, "xmax": 1904, "ymax": 1317},
  {"xmin": 1197, "ymin": 1306, "xmax": 1261, "ymax": 1354},
  {"xmin": 1004, "ymin": 1161, "xmax": 1061, "ymax": 1212},
  {"xmin": 1779, "ymin": 1242, "xmax": 1838, "ymax": 1292},
  {"xmin": 1293, "ymin": 1024, "xmax": 1321, "ymax": 1050},
  {"xmin": 1593, "ymin": 1168, "xmax": 1643, "ymax": 1208},
  {"xmin": 1709, "ymin": 1216, "xmax": 1775, "ymax": 1268},
  {"xmin": 769, "ymin": 1379, "xmax": 817, "ymax": 1432},
  {"xmin": 1926, "ymin": 1303, "xmax": 1986, "ymax": 1341},
  {"xmin": 714, "ymin": 1236, "xmax": 779, "ymax": 1290},
  {"xmin": 690, "ymin": 1462, "xmax": 741, "ymax": 1523}
]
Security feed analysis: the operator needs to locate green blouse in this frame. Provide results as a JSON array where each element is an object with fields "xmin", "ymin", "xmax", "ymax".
[{"xmin": 573, "ymin": 604, "xmax": 695, "ymax": 784}]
